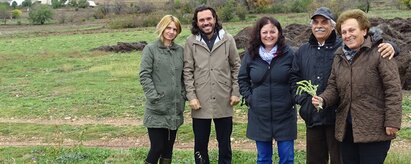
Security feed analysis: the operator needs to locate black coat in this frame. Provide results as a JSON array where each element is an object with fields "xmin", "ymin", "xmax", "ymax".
[
  {"xmin": 290, "ymin": 31, "xmax": 340, "ymax": 128},
  {"xmin": 238, "ymin": 45, "xmax": 297, "ymax": 141}
]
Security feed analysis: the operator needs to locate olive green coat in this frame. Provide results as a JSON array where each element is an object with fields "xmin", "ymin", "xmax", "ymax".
[{"xmin": 139, "ymin": 39, "xmax": 185, "ymax": 130}]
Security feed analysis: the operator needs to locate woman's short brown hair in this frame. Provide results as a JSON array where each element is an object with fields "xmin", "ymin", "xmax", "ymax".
[{"xmin": 336, "ymin": 9, "xmax": 370, "ymax": 35}]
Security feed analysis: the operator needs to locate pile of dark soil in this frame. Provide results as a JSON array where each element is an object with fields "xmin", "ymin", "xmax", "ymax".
[{"xmin": 91, "ymin": 41, "xmax": 147, "ymax": 53}]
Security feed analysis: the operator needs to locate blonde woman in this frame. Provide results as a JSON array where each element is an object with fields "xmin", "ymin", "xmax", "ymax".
[{"xmin": 139, "ymin": 15, "xmax": 185, "ymax": 164}]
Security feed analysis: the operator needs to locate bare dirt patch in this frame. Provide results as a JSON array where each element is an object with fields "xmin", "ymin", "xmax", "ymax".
[{"xmin": 0, "ymin": 117, "xmax": 142, "ymax": 126}]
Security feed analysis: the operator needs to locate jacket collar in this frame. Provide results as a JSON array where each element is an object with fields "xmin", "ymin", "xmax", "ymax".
[
  {"xmin": 308, "ymin": 30, "xmax": 337, "ymax": 46},
  {"xmin": 195, "ymin": 29, "xmax": 226, "ymax": 45},
  {"xmin": 337, "ymin": 35, "xmax": 374, "ymax": 60},
  {"xmin": 155, "ymin": 39, "xmax": 178, "ymax": 50}
]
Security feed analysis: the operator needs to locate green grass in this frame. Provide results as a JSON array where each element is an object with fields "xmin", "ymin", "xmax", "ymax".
[
  {"xmin": 0, "ymin": 145, "xmax": 409, "ymax": 163},
  {"xmin": 0, "ymin": 51, "xmax": 144, "ymax": 119},
  {"xmin": 403, "ymin": 95, "xmax": 411, "ymax": 114},
  {"xmin": 0, "ymin": 123, "xmax": 146, "ymax": 142},
  {"xmin": 0, "ymin": 146, "xmax": 308, "ymax": 163}
]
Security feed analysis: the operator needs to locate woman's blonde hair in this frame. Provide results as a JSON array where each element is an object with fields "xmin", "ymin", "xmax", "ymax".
[{"xmin": 156, "ymin": 15, "xmax": 182, "ymax": 43}]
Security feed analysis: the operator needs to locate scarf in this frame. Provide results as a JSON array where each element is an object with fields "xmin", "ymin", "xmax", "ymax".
[{"xmin": 259, "ymin": 45, "xmax": 278, "ymax": 64}]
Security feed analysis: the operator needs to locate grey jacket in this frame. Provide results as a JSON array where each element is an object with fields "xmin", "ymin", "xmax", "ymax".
[
  {"xmin": 139, "ymin": 39, "xmax": 185, "ymax": 130},
  {"xmin": 183, "ymin": 29, "xmax": 241, "ymax": 119}
]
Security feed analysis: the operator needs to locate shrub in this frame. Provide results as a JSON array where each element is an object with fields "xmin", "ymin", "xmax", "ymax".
[
  {"xmin": 108, "ymin": 14, "xmax": 160, "ymax": 29},
  {"xmin": 29, "ymin": 4, "xmax": 53, "ymax": 24},
  {"xmin": 356, "ymin": 0, "xmax": 370, "ymax": 12},
  {"xmin": 290, "ymin": 0, "xmax": 312, "ymax": 13},
  {"xmin": 113, "ymin": 0, "xmax": 126, "ymax": 15},
  {"xmin": 219, "ymin": 1, "xmax": 235, "ymax": 22},
  {"xmin": 11, "ymin": 9, "xmax": 22, "ymax": 19},
  {"xmin": 235, "ymin": 5, "xmax": 247, "ymax": 21},
  {"xmin": 270, "ymin": 3, "xmax": 288, "ymax": 13},
  {"xmin": 180, "ymin": 2, "xmax": 192, "ymax": 14},
  {"xmin": 22, "ymin": 0, "xmax": 32, "ymax": 7},
  {"xmin": 51, "ymin": 0, "xmax": 62, "ymax": 9},
  {"xmin": 400, "ymin": 0, "xmax": 411, "ymax": 9},
  {"xmin": 137, "ymin": 1, "xmax": 154, "ymax": 14},
  {"xmin": 94, "ymin": 4, "xmax": 110, "ymax": 19},
  {"xmin": 77, "ymin": 0, "xmax": 89, "ymax": 8},
  {"xmin": 69, "ymin": 0, "xmax": 77, "ymax": 7}
]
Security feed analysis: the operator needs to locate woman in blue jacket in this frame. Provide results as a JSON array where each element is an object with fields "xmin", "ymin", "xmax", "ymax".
[{"xmin": 238, "ymin": 16, "xmax": 297, "ymax": 164}]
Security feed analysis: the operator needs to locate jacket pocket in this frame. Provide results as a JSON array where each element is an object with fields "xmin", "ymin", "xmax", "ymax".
[
  {"xmin": 218, "ymin": 78, "xmax": 232, "ymax": 93},
  {"xmin": 246, "ymin": 94, "xmax": 253, "ymax": 107},
  {"xmin": 148, "ymin": 93, "xmax": 167, "ymax": 115},
  {"xmin": 194, "ymin": 75, "xmax": 208, "ymax": 87}
]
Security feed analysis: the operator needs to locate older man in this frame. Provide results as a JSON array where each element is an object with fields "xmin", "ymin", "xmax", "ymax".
[{"xmin": 290, "ymin": 7, "xmax": 397, "ymax": 164}]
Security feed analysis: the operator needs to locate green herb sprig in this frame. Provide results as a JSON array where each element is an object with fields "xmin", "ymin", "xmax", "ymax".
[{"xmin": 296, "ymin": 80, "xmax": 322, "ymax": 111}]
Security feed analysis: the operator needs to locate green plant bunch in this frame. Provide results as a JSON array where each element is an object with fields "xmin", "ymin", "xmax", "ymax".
[
  {"xmin": 296, "ymin": 80, "xmax": 322, "ymax": 111},
  {"xmin": 29, "ymin": 4, "xmax": 53, "ymax": 24}
]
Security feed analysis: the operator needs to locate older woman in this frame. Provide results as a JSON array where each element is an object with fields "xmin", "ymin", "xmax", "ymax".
[
  {"xmin": 139, "ymin": 15, "xmax": 185, "ymax": 164},
  {"xmin": 238, "ymin": 16, "xmax": 296, "ymax": 164},
  {"xmin": 312, "ymin": 9, "xmax": 402, "ymax": 164}
]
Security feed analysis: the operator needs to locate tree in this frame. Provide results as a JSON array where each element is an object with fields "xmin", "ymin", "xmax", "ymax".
[
  {"xmin": 52, "ymin": 0, "xmax": 62, "ymax": 8},
  {"xmin": 77, "ymin": 0, "xmax": 89, "ymax": 8},
  {"xmin": 0, "ymin": 4, "xmax": 10, "ymax": 24},
  {"xmin": 29, "ymin": 4, "xmax": 53, "ymax": 24},
  {"xmin": 22, "ymin": 0, "xmax": 32, "ymax": 8},
  {"xmin": 11, "ymin": 1, "xmax": 18, "ymax": 9},
  {"xmin": 400, "ymin": 0, "xmax": 411, "ymax": 9}
]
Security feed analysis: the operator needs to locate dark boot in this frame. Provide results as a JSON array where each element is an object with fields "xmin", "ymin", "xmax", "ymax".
[{"xmin": 159, "ymin": 158, "xmax": 172, "ymax": 164}]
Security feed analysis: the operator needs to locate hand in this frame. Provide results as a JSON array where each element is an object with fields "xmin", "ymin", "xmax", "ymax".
[
  {"xmin": 386, "ymin": 127, "xmax": 399, "ymax": 136},
  {"xmin": 378, "ymin": 43, "xmax": 395, "ymax": 60},
  {"xmin": 189, "ymin": 99, "xmax": 201, "ymax": 110},
  {"xmin": 230, "ymin": 96, "xmax": 240, "ymax": 106},
  {"xmin": 312, "ymin": 96, "xmax": 323, "ymax": 109}
]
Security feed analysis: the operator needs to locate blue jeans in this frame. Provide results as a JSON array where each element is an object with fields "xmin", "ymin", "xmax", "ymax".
[{"xmin": 256, "ymin": 140, "xmax": 294, "ymax": 164}]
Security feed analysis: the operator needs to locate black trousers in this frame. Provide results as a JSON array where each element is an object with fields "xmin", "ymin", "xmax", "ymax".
[
  {"xmin": 145, "ymin": 128, "xmax": 177, "ymax": 163},
  {"xmin": 341, "ymin": 124, "xmax": 391, "ymax": 164},
  {"xmin": 193, "ymin": 117, "xmax": 233, "ymax": 164},
  {"xmin": 306, "ymin": 125, "xmax": 342, "ymax": 164}
]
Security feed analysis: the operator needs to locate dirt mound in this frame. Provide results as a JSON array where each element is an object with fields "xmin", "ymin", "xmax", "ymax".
[
  {"xmin": 91, "ymin": 41, "xmax": 147, "ymax": 53},
  {"xmin": 233, "ymin": 17, "xmax": 411, "ymax": 90}
]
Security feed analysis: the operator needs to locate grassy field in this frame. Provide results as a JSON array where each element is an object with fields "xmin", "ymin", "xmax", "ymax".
[{"xmin": 0, "ymin": 9, "xmax": 411, "ymax": 163}]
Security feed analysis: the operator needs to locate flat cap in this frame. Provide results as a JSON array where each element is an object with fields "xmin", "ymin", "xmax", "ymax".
[{"xmin": 311, "ymin": 7, "xmax": 335, "ymax": 21}]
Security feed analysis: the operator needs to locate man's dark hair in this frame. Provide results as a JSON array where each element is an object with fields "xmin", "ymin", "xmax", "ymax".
[
  {"xmin": 191, "ymin": 5, "xmax": 223, "ymax": 35},
  {"xmin": 247, "ymin": 16, "xmax": 286, "ymax": 59}
]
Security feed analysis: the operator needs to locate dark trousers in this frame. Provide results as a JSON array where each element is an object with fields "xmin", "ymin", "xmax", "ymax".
[
  {"xmin": 306, "ymin": 125, "xmax": 341, "ymax": 164},
  {"xmin": 193, "ymin": 117, "xmax": 233, "ymax": 164},
  {"xmin": 145, "ymin": 128, "xmax": 177, "ymax": 163},
  {"xmin": 341, "ymin": 124, "xmax": 391, "ymax": 164}
]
